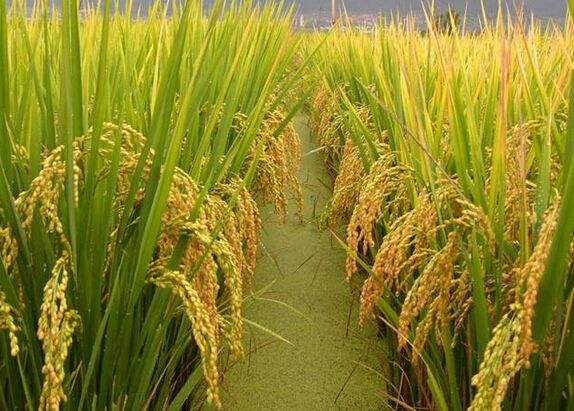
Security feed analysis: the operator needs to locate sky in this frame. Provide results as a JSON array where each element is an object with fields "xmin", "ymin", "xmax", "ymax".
[
  {"xmin": 205, "ymin": 0, "xmax": 568, "ymax": 19},
  {"xmin": 17, "ymin": 0, "xmax": 569, "ymax": 23}
]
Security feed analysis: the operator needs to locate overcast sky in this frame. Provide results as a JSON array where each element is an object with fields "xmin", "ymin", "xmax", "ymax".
[
  {"xmin": 17, "ymin": 0, "xmax": 569, "ymax": 21},
  {"xmin": 289, "ymin": 0, "xmax": 565, "ymax": 17},
  {"xmin": 206, "ymin": 0, "xmax": 568, "ymax": 18}
]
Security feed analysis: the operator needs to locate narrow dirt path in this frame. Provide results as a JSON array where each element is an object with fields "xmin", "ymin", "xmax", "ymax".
[{"xmin": 221, "ymin": 116, "xmax": 385, "ymax": 410}]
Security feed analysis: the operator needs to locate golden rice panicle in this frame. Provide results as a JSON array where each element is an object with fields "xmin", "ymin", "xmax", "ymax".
[
  {"xmin": 325, "ymin": 138, "xmax": 365, "ymax": 225},
  {"xmin": 310, "ymin": 88, "xmax": 338, "ymax": 149},
  {"xmin": 148, "ymin": 145, "xmax": 259, "ymax": 368},
  {"xmin": 161, "ymin": 168, "xmax": 201, "ymax": 240},
  {"xmin": 397, "ymin": 232, "xmax": 458, "ymax": 352},
  {"xmin": 358, "ymin": 277, "xmax": 383, "ymax": 325},
  {"xmin": 438, "ymin": 179, "xmax": 494, "ymax": 248},
  {"xmin": 37, "ymin": 252, "xmax": 80, "ymax": 411},
  {"xmin": 359, "ymin": 215, "xmax": 411, "ymax": 323},
  {"xmin": 359, "ymin": 192, "xmax": 437, "ymax": 324},
  {"xmin": 114, "ymin": 149, "xmax": 154, "ymax": 207},
  {"xmin": 254, "ymin": 137, "xmax": 286, "ymax": 217},
  {"xmin": 501, "ymin": 122, "xmax": 535, "ymax": 244},
  {"xmin": 213, "ymin": 178, "xmax": 261, "ymax": 277},
  {"xmin": 515, "ymin": 199, "xmax": 559, "ymax": 363},
  {"xmin": 158, "ymin": 180, "xmax": 224, "ymax": 349},
  {"xmin": 12, "ymin": 144, "xmax": 30, "ymax": 173},
  {"xmin": 202, "ymin": 190, "xmax": 245, "ymax": 359},
  {"xmin": 309, "ymin": 88, "xmax": 330, "ymax": 137},
  {"xmin": 97, "ymin": 122, "xmax": 250, "ymax": 406},
  {"xmin": 254, "ymin": 111, "xmax": 303, "ymax": 221},
  {"xmin": 212, "ymin": 232, "xmax": 244, "ymax": 360},
  {"xmin": 283, "ymin": 121, "xmax": 304, "ymax": 220},
  {"xmin": 469, "ymin": 200, "xmax": 559, "ymax": 410},
  {"xmin": 469, "ymin": 314, "xmax": 523, "ymax": 411},
  {"xmin": 14, "ymin": 146, "xmax": 66, "ymax": 234},
  {"xmin": 151, "ymin": 269, "xmax": 222, "ymax": 409},
  {"xmin": 450, "ymin": 268, "xmax": 473, "ymax": 347},
  {"xmin": 310, "ymin": 89, "xmax": 351, "ymax": 177},
  {"xmin": 111, "ymin": 128, "xmax": 154, "ymax": 209},
  {"xmin": 161, "ymin": 187, "xmax": 247, "ymax": 361},
  {"xmin": 236, "ymin": 186, "xmax": 261, "ymax": 282},
  {"xmin": 0, "ymin": 290, "xmax": 19, "ymax": 356},
  {"xmin": 345, "ymin": 153, "xmax": 411, "ymax": 279},
  {"xmin": 187, "ymin": 237, "xmax": 221, "ymax": 344},
  {"xmin": 12, "ymin": 141, "xmax": 84, "ymax": 251},
  {"xmin": 5, "ymin": 140, "xmax": 86, "ymax": 410},
  {"xmin": 0, "ymin": 225, "xmax": 18, "ymax": 273},
  {"xmin": 232, "ymin": 111, "xmax": 248, "ymax": 136}
]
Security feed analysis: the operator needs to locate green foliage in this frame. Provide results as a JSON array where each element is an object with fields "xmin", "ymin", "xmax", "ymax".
[
  {"xmin": 308, "ymin": 11, "xmax": 574, "ymax": 410},
  {"xmin": 0, "ymin": 1, "xmax": 302, "ymax": 409}
]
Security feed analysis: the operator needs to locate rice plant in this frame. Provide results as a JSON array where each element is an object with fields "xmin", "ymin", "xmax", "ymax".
[
  {"xmin": 0, "ymin": 0, "xmax": 303, "ymax": 408},
  {"xmin": 2, "ymin": 0, "xmax": 574, "ymax": 409},
  {"xmin": 309, "ymin": 6, "xmax": 574, "ymax": 410}
]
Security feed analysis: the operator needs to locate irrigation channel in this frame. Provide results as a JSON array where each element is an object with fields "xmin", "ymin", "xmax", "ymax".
[{"xmin": 222, "ymin": 116, "xmax": 385, "ymax": 409}]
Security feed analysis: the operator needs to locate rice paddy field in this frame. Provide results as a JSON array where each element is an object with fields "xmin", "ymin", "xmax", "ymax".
[{"xmin": 0, "ymin": 0, "xmax": 573, "ymax": 410}]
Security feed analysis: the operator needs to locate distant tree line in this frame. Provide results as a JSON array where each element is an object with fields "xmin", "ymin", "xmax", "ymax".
[{"xmin": 434, "ymin": 7, "xmax": 461, "ymax": 33}]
